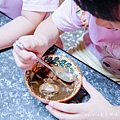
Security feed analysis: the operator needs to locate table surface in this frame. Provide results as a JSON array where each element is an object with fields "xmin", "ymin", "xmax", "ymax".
[{"xmin": 0, "ymin": 13, "xmax": 120, "ymax": 120}]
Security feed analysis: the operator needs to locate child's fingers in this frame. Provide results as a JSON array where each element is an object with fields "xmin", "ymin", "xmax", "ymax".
[
  {"xmin": 13, "ymin": 42, "xmax": 36, "ymax": 64},
  {"xmin": 46, "ymin": 105, "xmax": 83, "ymax": 120},
  {"xmin": 12, "ymin": 49, "xmax": 36, "ymax": 70},
  {"xmin": 47, "ymin": 101, "xmax": 88, "ymax": 114},
  {"xmin": 82, "ymin": 76, "xmax": 100, "ymax": 97}
]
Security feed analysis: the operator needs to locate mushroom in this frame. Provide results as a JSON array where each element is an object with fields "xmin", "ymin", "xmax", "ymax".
[{"xmin": 39, "ymin": 83, "xmax": 60, "ymax": 95}]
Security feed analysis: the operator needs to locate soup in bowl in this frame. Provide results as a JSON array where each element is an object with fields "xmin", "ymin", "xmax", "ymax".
[{"xmin": 24, "ymin": 54, "xmax": 82, "ymax": 104}]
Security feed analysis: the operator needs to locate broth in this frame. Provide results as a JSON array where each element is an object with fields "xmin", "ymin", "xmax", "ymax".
[{"xmin": 30, "ymin": 66, "xmax": 75, "ymax": 100}]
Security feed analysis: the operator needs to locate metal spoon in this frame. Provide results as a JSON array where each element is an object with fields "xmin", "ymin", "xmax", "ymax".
[{"xmin": 15, "ymin": 41, "xmax": 76, "ymax": 83}]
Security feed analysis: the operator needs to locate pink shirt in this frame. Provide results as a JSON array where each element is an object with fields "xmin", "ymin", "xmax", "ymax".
[
  {"xmin": 22, "ymin": 0, "xmax": 59, "ymax": 12},
  {"xmin": 0, "ymin": 0, "xmax": 22, "ymax": 19},
  {"xmin": 52, "ymin": 0, "xmax": 120, "ymax": 75},
  {"xmin": 0, "ymin": 0, "xmax": 59, "ymax": 19}
]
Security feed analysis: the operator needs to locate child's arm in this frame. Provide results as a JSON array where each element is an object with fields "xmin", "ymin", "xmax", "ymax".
[
  {"xmin": 13, "ymin": 16, "xmax": 63, "ymax": 70},
  {"xmin": 0, "ymin": 10, "xmax": 46, "ymax": 50},
  {"xmin": 12, "ymin": 0, "xmax": 83, "ymax": 70},
  {"xmin": 34, "ymin": 16, "xmax": 63, "ymax": 49},
  {"xmin": 12, "ymin": 0, "xmax": 80, "ymax": 70}
]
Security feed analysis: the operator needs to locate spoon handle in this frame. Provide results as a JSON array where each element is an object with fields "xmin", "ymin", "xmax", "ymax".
[
  {"xmin": 15, "ymin": 40, "xmax": 52, "ymax": 71},
  {"xmin": 36, "ymin": 57, "xmax": 52, "ymax": 70}
]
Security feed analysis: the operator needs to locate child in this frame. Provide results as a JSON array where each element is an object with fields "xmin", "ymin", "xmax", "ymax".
[
  {"xmin": 13, "ymin": 0, "xmax": 120, "ymax": 83},
  {"xmin": 0, "ymin": 0, "xmax": 63, "ymax": 50},
  {"xmin": 13, "ymin": 0, "xmax": 120, "ymax": 119}
]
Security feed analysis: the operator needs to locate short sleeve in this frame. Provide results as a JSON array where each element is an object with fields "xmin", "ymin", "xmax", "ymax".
[
  {"xmin": 52, "ymin": 0, "xmax": 86, "ymax": 32},
  {"xmin": 22, "ymin": 0, "xmax": 59, "ymax": 12}
]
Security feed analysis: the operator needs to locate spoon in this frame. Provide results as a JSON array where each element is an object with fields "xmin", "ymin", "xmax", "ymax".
[{"xmin": 15, "ymin": 41, "xmax": 76, "ymax": 83}]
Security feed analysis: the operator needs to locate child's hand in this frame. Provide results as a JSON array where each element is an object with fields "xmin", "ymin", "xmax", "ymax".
[
  {"xmin": 13, "ymin": 35, "xmax": 48, "ymax": 70},
  {"xmin": 46, "ymin": 77, "xmax": 118, "ymax": 120}
]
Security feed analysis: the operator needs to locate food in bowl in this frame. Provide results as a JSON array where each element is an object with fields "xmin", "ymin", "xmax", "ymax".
[{"xmin": 24, "ymin": 54, "xmax": 82, "ymax": 103}]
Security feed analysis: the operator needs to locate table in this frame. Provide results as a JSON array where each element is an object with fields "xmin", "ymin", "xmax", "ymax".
[{"xmin": 0, "ymin": 12, "xmax": 120, "ymax": 120}]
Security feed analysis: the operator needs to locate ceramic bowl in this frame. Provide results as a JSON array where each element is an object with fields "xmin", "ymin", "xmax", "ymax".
[{"xmin": 24, "ymin": 54, "xmax": 82, "ymax": 104}]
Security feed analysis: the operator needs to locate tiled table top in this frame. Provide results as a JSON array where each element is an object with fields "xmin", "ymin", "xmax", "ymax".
[{"xmin": 0, "ymin": 13, "xmax": 120, "ymax": 120}]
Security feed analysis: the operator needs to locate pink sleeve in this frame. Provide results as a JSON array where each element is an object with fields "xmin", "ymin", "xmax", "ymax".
[
  {"xmin": 22, "ymin": 0, "xmax": 59, "ymax": 12},
  {"xmin": 52, "ymin": 0, "xmax": 84, "ymax": 32}
]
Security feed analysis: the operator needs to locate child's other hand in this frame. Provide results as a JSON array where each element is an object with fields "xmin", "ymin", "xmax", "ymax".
[
  {"xmin": 46, "ymin": 77, "xmax": 118, "ymax": 120},
  {"xmin": 13, "ymin": 35, "xmax": 48, "ymax": 70}
]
